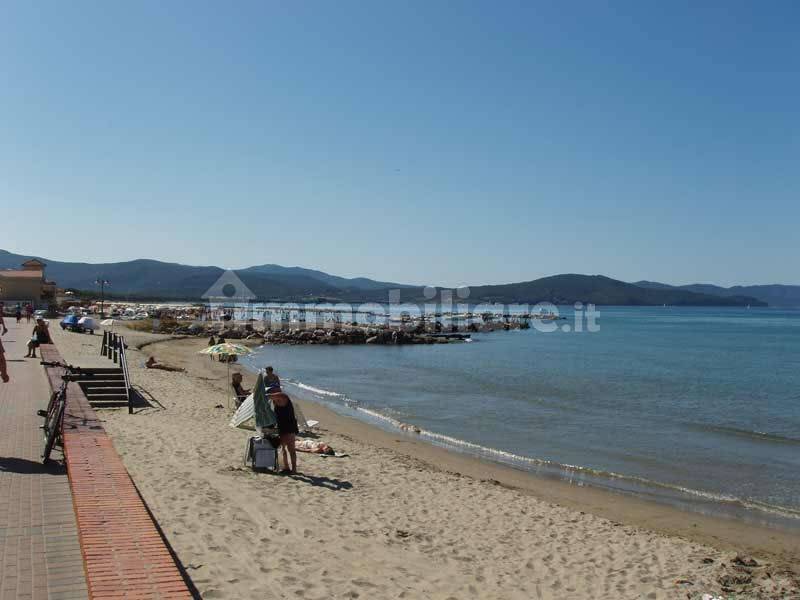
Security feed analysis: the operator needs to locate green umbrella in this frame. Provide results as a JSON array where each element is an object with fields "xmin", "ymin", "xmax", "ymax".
[{"xmin": 253, "ymin": 371, "xmax": 276, "ymax": 432}]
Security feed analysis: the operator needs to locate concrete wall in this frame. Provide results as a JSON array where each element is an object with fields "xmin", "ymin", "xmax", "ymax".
[{"xmin": 0, "ymin": 276, "xmax": 43, "ymax": 306}]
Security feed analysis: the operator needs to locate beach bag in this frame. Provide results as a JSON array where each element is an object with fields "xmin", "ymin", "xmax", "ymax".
[{"xmin": 245, "ymin": 436, "xmax": 278, "ymax": 472}]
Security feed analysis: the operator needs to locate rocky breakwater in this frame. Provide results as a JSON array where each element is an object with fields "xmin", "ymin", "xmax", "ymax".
[
  {"xmin": 262, "ymin": 327, "xmax": 463, "ymax": 346},
  {"xmin": 156, "ymin": 322, "xmax": 467, "ymax": 346}
]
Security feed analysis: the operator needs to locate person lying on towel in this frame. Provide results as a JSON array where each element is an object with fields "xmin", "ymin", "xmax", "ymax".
[{"xmin": 145, "ymin": 357, "xmax": 185, "ymax": 372}]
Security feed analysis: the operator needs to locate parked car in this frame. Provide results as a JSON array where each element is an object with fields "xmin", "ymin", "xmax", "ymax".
[{"xmin": 60, "ymin": 315, "xmax": 85, "ymax": 333}]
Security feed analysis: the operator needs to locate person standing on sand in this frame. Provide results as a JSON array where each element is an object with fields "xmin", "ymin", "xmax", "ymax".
[
  {"xmin": 207, "ymin": 335, "xmax": 216, "ymax": 361},
  {"xmin": 265, "ymin": 365, "xmax": 280, "ymax": 390},
  {"xmin": 269, "ymin": 390, "xmax": 298, "ymax": 474},
  {"xmin": 25, "ymin": 304, "xmax": 32, "ymax": 324},
  {"xmin": 0, "ymin": 312, "xmax": 8, "ymax": 382}
]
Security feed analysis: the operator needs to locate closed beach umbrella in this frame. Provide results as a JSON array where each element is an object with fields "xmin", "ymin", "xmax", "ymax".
[{"xmin": 253, "ymin": 371, "xmax": 277, "ymax": 433}]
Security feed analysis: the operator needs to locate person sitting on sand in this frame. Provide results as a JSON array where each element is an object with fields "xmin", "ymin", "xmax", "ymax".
[
  {"xmin": 25, "ymin": 318, "xmax": 50, "ymax": 359},
  {"xmin": 269, "ymin": 390, "xmax": 298, "ymax": 474},
  {"xmin": 265, "ymin": 365, "xmax": 280, "ymax": 390},
  {"xmin": 231, "ymin": 372, "xmax": 250, "ymax": 407},
  {"xmin": 145, "ymin": 356, "xmax": 185, "ymax": 372}
]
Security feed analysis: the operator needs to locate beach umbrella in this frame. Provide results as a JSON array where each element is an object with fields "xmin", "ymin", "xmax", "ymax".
[
  {"xmin": 198, "ymin": 342, "xmax": 253, "ymax": 358},
  {"xmin": 197, "ymin": 343, "xmax": 254, "ymax": 409},
  {"xmin": 253, "ymin": 371, "xmax": 277, "ymax": 433},
  {"xmin": 100, "ymin": 318, "xmax": 116, "ymax": 330}
]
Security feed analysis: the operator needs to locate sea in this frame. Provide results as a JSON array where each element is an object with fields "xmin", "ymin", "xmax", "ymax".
[{"xmin": 242, "ymin": 306, "xmax": 800, "ymax": 528}]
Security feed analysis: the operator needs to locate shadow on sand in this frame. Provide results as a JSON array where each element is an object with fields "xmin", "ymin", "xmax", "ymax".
[{"xmin": 288, "ymin": 472, "xmax": 353, "ymax": 491}]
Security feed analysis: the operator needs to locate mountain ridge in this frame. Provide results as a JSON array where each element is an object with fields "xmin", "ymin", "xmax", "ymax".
[
  {"xmin": 0, "ymin": 249, "xmax": 768, "ymax": 306},
  {"xmin": 634, "ymin": 280, "xmax": 800, "ymax": 307}
]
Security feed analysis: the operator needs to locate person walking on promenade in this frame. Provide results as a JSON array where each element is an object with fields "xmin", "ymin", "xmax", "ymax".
[{"xmin": 0, "ymin": 311, "xmax": 8, "ymax": 382}]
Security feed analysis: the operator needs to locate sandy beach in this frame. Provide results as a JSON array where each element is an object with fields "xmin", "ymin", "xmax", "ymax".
[{"xmin": 47, "ymin": 324, "xmax": 800, "ymax": 599}]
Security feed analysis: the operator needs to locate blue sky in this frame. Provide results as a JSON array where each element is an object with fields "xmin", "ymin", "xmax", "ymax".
[{"xmin": 1, "ymin": 1, "xmax": 798, "ymax": 287}]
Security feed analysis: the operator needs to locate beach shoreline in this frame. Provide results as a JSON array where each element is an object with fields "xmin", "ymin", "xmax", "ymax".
[{"xmin": 49, "ymin": 325, "xmax": 800, "ymax": 598}]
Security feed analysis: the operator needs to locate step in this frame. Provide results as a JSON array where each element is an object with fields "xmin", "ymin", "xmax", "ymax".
[
  {"xmin": 83, "ymin": 385, "xmax": 128, "ymax": 400},
  {"xmin": 76, "ymin": 367, "xmax": 125, "ymax": 375},
  {"xmin": 90, "ymin": 401, "xmax": 130, "ymax": 408},
  {"xmin": 73, "ymin": 374, "xmax": 125, "ymax": 381},
  {"xmin": 85, "ymin": 393, "xmax": 129, "ymax": 402},
  {"xmin": 81, "ymin": 380, "xmax": 127, "ymax": 389}
]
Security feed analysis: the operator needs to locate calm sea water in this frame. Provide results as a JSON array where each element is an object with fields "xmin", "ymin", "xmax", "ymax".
[{"xmin": 244, "ymin": 306, "xmax": 800, "ymax": 526}]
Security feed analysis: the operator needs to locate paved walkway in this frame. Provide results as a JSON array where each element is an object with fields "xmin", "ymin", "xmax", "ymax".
[{"xmin": 0, "ymin": 319, "xmax": 88, "ymax": 600}]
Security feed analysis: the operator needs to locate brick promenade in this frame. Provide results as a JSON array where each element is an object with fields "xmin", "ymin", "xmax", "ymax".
[{"xmin": 0, "ymin": 318, "xmax": 88, "ymax": 599}]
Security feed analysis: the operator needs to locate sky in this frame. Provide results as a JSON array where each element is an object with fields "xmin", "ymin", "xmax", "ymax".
[{"xmin": 1, "ymin": 1, "xmax": 798, "ymax": 287}]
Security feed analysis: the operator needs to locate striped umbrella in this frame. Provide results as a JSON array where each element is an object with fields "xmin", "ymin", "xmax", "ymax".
[
  {"xmin": 198, "ymin": 342, "xmax": 253, "ymax": 357},
  {"xmin": 198, "ymin": 343, "xmax": 254, "ymax": 410}
]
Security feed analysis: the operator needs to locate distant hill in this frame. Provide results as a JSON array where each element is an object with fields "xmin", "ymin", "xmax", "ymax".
[
  {"xmin": 0, "ymin": 250, "xmax": 396, "ymax": 301},
  {"xmin": 635, "ymin": 280, "xmax": 800, "ymax": 307},
  {"xmin": 447, "ymin": 275, "xmax": 767, "ymax": 306},
  {"xmin": 239, "ymin": 264, "xmax": 413, "ymax": 291},
  {"xmin": 0, "ymin": 249, "xmax": 767, "ymax": 306}
]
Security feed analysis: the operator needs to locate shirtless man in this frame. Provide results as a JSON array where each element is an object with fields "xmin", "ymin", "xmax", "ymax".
[{"xmin": 265, "ymin": 365, "xmax": 281, "ymax": 390}]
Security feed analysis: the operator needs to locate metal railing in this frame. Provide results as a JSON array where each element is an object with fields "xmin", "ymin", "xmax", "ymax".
[{"xmin": 100, "ymin": 330, "xmax": 133, "ymax": 413}]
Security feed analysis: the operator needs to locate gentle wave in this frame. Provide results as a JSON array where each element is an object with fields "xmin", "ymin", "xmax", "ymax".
[
  {"xmin": 686, "ymin": 422, "xmax": 800, "ymax": 445},
  {"xmin": 284, "ymin": 379, "xmax": 800, "ymax": 522},
  {"xmin": 291, "ymin": 381, "xmax": 349, "ymax": 399}
]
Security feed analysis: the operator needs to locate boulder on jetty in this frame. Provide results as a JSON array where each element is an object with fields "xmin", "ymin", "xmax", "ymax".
[{"xmin": 154, "ymin": 319, "xmax": 469, "ymax": 346}]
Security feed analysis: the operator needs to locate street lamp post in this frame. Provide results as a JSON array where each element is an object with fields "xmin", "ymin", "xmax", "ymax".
[{"xmin": 95, "ymin": 278, "xmax": 110, "ymax": 318}]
